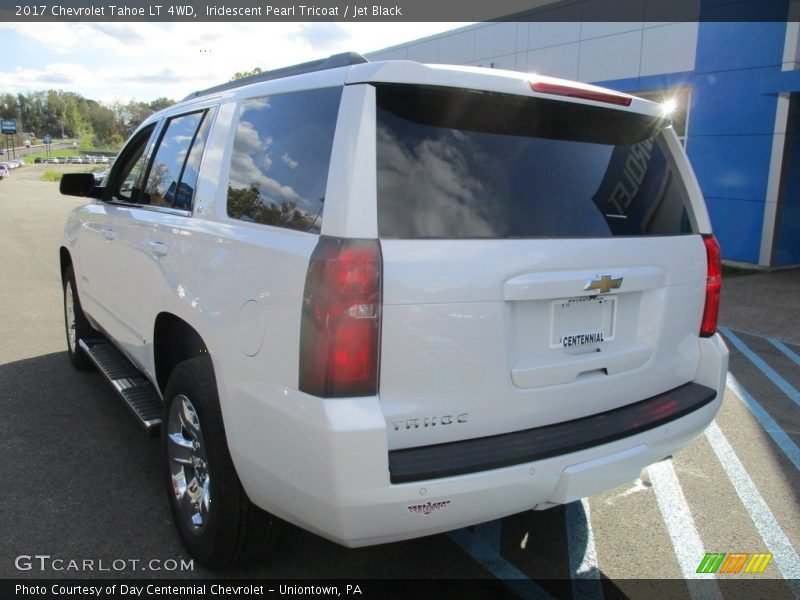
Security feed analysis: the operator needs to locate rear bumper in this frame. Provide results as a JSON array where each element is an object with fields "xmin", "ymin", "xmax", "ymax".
[
  {"xmin": 389, "ymin": 381, "xmax": 716, "ymax": 484},
  {"xmin": 221, "ymin": 334, "xmax": 728, "ymax": 548}
]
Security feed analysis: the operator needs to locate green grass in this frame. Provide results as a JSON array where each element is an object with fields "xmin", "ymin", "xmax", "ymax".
[
  {"xmin": 41, "ymin": 171, "xmax": 65, "ymax": 182},
  {"xmin": 40, "ymin": 167, "xmax": 96, "ymax": 182}
]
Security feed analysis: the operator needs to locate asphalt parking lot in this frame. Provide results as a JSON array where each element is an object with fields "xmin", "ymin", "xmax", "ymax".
[{"xmin": 1, "ymin": 166, "xmax": 798, "ymax": 598}]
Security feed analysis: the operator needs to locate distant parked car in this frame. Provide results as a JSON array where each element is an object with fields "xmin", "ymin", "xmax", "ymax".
[
  {"xmin": 95, "ymin": 155, "xmax": 109, "ymax": 164},
  {"xmin": 0, "ymin": 164, "xmax": 8, "ymax": 179},
  {"xmin": 67, "ymin": 156, "xmax": 82, "ymax": 164},
  {"xmin": 81, "ymin": 156, "xmax": 95, "ymax": 164},
  {"xmin": 46, "ymin": 157, "xmax": 61, "ymax": 164},
  {"xmin": 34, "ymin": 157, "xmax": 44, "ymax": 164},
  {"xmin": 7, "ymin": 160, "xmax": 19, "ymax": 169}
]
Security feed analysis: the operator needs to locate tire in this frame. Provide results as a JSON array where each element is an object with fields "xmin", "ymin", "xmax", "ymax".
[
  {"xmin": 162, "ymin": 356, "xmax": 278, "ymax": 568},
  {"xmin": 63, "ymin": 265, "xmax": 95, "ymax": 371}
]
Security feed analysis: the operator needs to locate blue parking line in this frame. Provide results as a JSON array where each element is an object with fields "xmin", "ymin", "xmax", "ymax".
[
  {"xmin": 448, "ymin": 521, "xmax": 554, "ymax": 600},
  {"xmin": 769, "ymin": 337, "xmax": 800, "ymax": 368},
  {"xmin": 726, "ymin": 373, "xmax": 800, "ymax": 472},
  {"xmin": 719, "ymin": 327, "xmax": 800, "ymax": 409},
  {"xmin": 565, "ymin": 500, "xmax": 604, "ymax": 600}
]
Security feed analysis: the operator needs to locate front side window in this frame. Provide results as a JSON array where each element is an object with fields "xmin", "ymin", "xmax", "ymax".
[
  {"xmin": 143, "ymin": 110, "xmax": 211, "ymax": 209},
  {"xmin": 226, "ymin": 87, "xmax": 342, "ymax": 233},
  {"xmin": 110, "ymin": 125, "xmax": 156, "ymax": 204}
]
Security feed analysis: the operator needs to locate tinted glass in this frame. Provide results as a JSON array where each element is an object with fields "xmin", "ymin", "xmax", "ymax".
[
  {"xmin": 143, "ymin": 111, "xmax": 206, "ymax": 208},
  {"xmin": 226, "ymin": 87, "xmax": 342, "ymax": 233},
  {"xmin": 376, "ymin": 84, "xmax": 695, "ymax": 239},
  {"xmin": 110, "ymin": 125, "xmax": 156, "ymax": 204}
]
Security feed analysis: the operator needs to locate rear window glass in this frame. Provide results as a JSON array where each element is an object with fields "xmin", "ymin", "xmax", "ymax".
[{"xmin": 376, "ymin": 84, "xmax": 696, "ymax": 239}]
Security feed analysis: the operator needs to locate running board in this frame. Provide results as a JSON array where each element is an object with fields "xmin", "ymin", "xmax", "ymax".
[{"xmin": 79, "ymin": 339, "xmax": 161, "ymax": 434}]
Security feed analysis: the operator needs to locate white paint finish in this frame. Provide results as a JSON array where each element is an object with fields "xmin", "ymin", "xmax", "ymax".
[
  {"xmin": 237, "ymin": 300, "xmax": 264, "ymax": 357},
  {"xmin": 550, "ymin": 445, "xmax": 648, "ymax": 504},
  {"xmin": 225, "ymin": 364, "xmax": 723, "ymax": 546},
  {"xmin": 406, "ymin": 40, "xmax": 439, "ymax": 63},
  {"xmin": 475, "ymin": 22, "xmax": 519, "ymax": 60},
  {"xmin": 526, "ymin": 43, "xmax": 580, "ymax": 79},
  {"xmin": 760, "ymin": 93, "xmax": 790, "ymax": 265},
  {"xmin": 705, "ymin": 422, "xmax": 800, "ymax": 585},
  {"xmin": 63, "ymin": 57, "xmax": 731, "ymax": 549},
  {"xmin": 648, "ymin": 460, "xmax": 722, "ymax": 591},
  {"xmin": 321, "ymin": 84, "xmax": 377, "ymax": 238},
  {"xmin": 528, "ymin": 21, "xmax": 581, "ymax": 50},
  {"xmin": 348, "ymin": 60, "xmax": 663, "ymax": 117},
  {"xmin": 379, "ymin": 234, "xmax": 718, "ymax": 449},
  {"xmin": 579, "ymin": 30, "xmax": 643, "ymax": 83},
  {"xmin": 640, "ymin": 23, "xmax": 698, "ymax": 77},
  {"xmin": 438, "ymin": 30, "xmax": 475, "ymax": 64},
  {"xmin": 783, "ymin": 19, "xmax": 800, "ymax": 69}
]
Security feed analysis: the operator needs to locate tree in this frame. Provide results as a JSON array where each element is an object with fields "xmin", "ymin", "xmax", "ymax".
[{"xmin": 231, "ymin": 67, "xmax": 263, "ymax": 81}]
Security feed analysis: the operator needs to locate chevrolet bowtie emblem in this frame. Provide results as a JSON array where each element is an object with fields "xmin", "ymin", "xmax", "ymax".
[{"xmin": 584, "ymin": 274, "xmax": 623, "ymax": 294}]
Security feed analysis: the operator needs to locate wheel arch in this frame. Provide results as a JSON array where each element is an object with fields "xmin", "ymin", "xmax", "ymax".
[{"xmin": 153, "ymin": 313, "xmax": 210, "ymax": 394}]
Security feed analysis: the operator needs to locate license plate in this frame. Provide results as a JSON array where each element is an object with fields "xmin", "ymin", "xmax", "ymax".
[{"xmin": 551, "ymin": 296, "xmax": 616, "ymax": 349}]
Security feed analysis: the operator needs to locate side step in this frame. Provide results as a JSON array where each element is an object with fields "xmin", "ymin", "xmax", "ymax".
[{"xmin": 79, "ymin": 339, "xmax": 162, "ymax": 434}]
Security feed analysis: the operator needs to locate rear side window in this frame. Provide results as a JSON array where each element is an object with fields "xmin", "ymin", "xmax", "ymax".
[
  {"xmin": 226, "ymin": 87, "xmax": 342, "ymax": 234},
  {"xmin": 376, "ymin": 84, "xmax": 696, "ymax": 239}
]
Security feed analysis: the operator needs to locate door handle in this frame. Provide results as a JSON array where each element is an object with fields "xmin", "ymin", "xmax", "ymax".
[
  {"xmin": 148, "ymin": 241, "xmax": 169, "ymax": 257},
  {"xmin": 102, "ymin": 228, "xmax": 116, "ymax": 241}
]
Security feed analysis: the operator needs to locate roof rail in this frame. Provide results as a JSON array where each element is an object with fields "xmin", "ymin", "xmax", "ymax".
[{"xmin": 182, "ymin": 52, "xmax": 368, "ymax": 101}]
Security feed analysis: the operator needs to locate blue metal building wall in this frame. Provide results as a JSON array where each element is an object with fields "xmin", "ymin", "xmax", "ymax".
[
  {"xmin": 688, "ymin": 21, "xmax": 786, "ymax": 263},
  {"xmin": 597, "ymin": 16, "xmax": 790, "ymax": 264}
]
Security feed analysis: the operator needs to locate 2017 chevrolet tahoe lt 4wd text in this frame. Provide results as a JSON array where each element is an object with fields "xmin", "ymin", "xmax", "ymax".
[{"xmin": 59, "ymin": 52, "xmax": 729, "ymax": 568}]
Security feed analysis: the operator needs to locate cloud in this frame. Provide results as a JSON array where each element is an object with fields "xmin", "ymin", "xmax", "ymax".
[
  {"xmin": 0, "ymin": 63, "xmax": 95, "ymax": 91},
  {"xmin": 0, "ymin": 22, "xmax": 473, "ymax": 103},
  {"xmin": 281, "ymin": 152, "xmax": 298, "ymax": 169},
  {"xmin": 295, "ymin": 24, "xmax": 351, "ymax": 50},
  {"xmin": 87, "ymin": 23, "xmax": 148, "ymax": 44},
  {"xmin": 104, "ymin": 67, "xmax": 193, "ymax": 84}
]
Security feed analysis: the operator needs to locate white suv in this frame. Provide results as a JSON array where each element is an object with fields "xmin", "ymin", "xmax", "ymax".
[{"xmin": 59, "ymin": 53, "xmax": 728, "ymax": 568}]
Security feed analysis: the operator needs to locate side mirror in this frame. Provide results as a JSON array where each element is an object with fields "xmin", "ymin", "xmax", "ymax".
[{"xmin": 60, "ymin": 173, "xmax": 102, "ymax": 199}]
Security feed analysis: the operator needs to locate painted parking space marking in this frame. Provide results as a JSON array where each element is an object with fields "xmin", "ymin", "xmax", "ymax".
[
  {"xmin": 565, "ymin": 499, "xmax": 603, "ymax": 600},
  {"xmin": 647, "ymin": 460, "xmax": 722, "ymax": 597},
  {"xmin": 720, "ymin": 327, "xmax": 800, "ymax": 408},
  {"xmin": 705, "ymin": 422, "xmax": 800, "ymax": 588},
  {"xmin": 769, "ymin": 337, "xmax": 800, "ymax": 368},
  {"xmin": 448, "ymin": 521, "xmax": 554, "ymax": 600},
  {"xmin": 726, "ymin": 373, "xmax": 800, "ymax": 471}
]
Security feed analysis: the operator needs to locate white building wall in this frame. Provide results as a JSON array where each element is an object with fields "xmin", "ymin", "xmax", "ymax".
[{"xmin": 367, "ymin": 21, "xmax": 699, "ymax": 84}]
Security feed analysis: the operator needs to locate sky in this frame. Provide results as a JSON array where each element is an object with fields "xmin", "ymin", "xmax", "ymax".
[{"xmin": 0, "ymin": 22, "xmax": 469, "ymax": 104}]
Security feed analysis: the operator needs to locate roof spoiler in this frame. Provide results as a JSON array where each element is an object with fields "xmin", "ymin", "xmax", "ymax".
[{"xmin": 182, "ymin": 52, "xmax": 368, "ymax": 101}]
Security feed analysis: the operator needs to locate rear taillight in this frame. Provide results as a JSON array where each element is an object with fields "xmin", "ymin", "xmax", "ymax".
[
  {"xmin": 299, "ymin": 236, "xmax": 382, "ymax": 397},
  {"xmin": 700, "ymin": 234, "xmax": 721, "ymax": 337}
]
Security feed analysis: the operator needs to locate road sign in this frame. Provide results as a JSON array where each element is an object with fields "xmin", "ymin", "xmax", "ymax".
[
  {"xmin": 1, "ymin": 119, "xmax": 16, "ymax": 134},
  {"xmin": 43, "ymin": 135, "xmax": 52, "ymax": 144}
]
